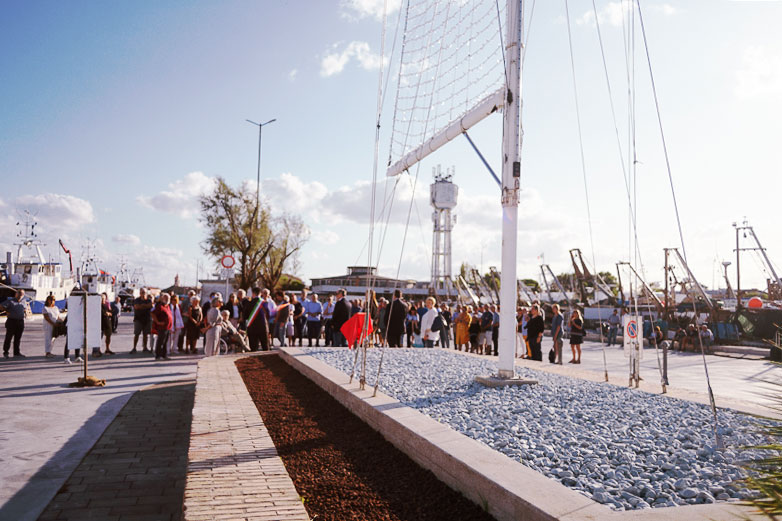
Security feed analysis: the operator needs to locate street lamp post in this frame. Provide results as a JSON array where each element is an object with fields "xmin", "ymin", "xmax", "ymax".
[{"xmin": 245, "ymin": 118, "xmax": 276, "ymax": 215}]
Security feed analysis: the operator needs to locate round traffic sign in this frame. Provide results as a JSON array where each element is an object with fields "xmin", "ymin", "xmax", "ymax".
[
  {"xmin": 627, "ymin": 320, "xmax": 638, "ymax": 339},
  {"xmin": 221, "ymin": 255, "xmax": 236, "ymax": 269}
]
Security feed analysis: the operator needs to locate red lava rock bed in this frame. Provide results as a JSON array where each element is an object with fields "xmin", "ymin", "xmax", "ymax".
[{"xmin": 236, "ymin": 354, "xmax": 496, "ymax": 521}]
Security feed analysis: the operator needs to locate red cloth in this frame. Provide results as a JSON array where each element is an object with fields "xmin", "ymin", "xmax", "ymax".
[
  {"xmin": 340, "ymin": 313, "xmax": 373, "ymax": 348},
  {"xmin": 151, "ymin": 304, "xmax": 173, "ymax": 335}
]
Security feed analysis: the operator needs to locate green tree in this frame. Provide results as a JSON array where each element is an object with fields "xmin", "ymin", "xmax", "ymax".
[
  {"xmin": 521, "ymin": 278, "xmax": 540, "ymax": 293},
  {"xmin": 484, "ymin": 270, "xmax": 500, "ymax": 293},
  {"xmin": 556, "ymin": 272, "xmax": 575, "ymax": 292},
  {"xmin": 598, "ymin": 271, "xmax": 618, "ymax": 286},
  {"xmin": 199, "ymin": 177, "xmax": 309, "ymax": 291}
]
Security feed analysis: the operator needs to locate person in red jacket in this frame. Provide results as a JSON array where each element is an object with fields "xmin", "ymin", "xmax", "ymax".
[{"xmin": 151, "ymin": 293, "xmax": 173, "ymax": 361}]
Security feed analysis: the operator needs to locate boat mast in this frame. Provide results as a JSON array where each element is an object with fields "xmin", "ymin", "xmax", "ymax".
[
  {"xmin": 734, "ymin": 223, "xmax": 741, "ymax": 308},
  {"xmin": 748, "ymin": 225, "xmax": 781, "ymax": 297},
  {"xmin": 15, "ymin": 211, "xmax": 46, "ymax": 265},
  {"xmin": 497, "ymin": 0, "xmax": 523, "ymax": 378},
  {"xmin": 664, "ymin": 248, "xmax": 670, "ymax": 320}
]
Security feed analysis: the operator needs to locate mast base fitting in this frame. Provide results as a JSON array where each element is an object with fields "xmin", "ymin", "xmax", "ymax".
[{"xmin": 70, "ymin": 375, "xmax": 107, "ymax": 387}]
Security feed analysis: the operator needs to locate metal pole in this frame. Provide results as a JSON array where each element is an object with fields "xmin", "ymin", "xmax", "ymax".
[
  {"xmin": 664, "ymin": 249, "xmax": 670, "ymax": 320},
  {"xmin": 246, "ymin": 118, "xmax": 276, "ymax": 224},
  {"xmin": 735, "ymin": 225, "xmax": 741, "ymax": 308},
  {"xmin": 256, "ymin": 125, "xmax": 262, "ymax": 216},
  {"xmin": 749, "ymin": 226, "xmax": 781, "ymax": 287},
  {"xmin": 83, "ymin": 293, "xmax": 88, "ymax": 380},
  {"xmin": 497, "ymin": 0, "xmax": 522, "ymax": 379}
]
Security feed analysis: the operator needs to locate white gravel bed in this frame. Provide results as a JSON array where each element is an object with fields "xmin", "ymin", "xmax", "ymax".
[{"xmin": 303, "ymin": 347, "xmax": 777, "ymax": 511}]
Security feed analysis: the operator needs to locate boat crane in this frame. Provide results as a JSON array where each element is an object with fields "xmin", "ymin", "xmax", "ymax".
[
  {"xmin": 569, "ymin": 248, "xmax": 617, "ymax": 306},
  {"xmin": 616, "ymin": 261, "xmax": 665, "ymax": 314}
]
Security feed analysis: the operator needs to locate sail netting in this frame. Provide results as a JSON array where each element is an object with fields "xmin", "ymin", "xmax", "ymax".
[{"xmin": 387, "ymin": 0, "xmax": 507, "ymax": 176}]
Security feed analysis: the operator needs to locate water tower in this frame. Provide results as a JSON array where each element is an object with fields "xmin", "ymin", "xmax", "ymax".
[{"xmin": 430, "ymin": 165, "xmax": 457, "ymax": 297}]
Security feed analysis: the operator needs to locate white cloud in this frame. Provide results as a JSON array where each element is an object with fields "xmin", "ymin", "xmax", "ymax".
[
  {"xmin": 112, "ymin": 234, "xmax": 141, "ymax": 245},
  {"xmin": 320, "ymin": 41, "xmax": 385, "ymax": 77},
  {"xmin": 11, "ymin": 193, "xmax": 95, "ymax": 232},
  {"xmin": 126, "ymin": 244, "xmax": 193, "ymax": 289},
  {"xmin": 578, "ymin": 1, "xmax": 676, "ymax": 27},
  {"xmin": 132, "ymin": 171, "xmax": 578, "ymax": 286},
  {"xmin": 340, "ymin": 0, "xmax": 400, "ymax": 21},
  {"xmin": 653, "ymin": 3, "xmax": 678, "ymax": 16},
  {"xmin": 260, "ymin": 172, "xmax": 328, "ymax": 215},
  {"xmin": 735, "ymin": 45, "xmax": 782, "ymax": 100},
  {"xmin": 288, "ymin": 68, "xmax": 298, "ymax": 81},
  {"xmin": 314, "ymin": 230, "xmax": 340, "ymax": 245},
  {"xmin": 89, "ymin": 238, "xmax": 195, "ymax": 290},
  {"xmin": 136, "ymin": 171, "xmax": 216, "ymax": 218}
]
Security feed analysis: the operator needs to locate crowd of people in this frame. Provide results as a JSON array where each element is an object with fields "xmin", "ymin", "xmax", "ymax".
[{"xmin": 2, "ymin": 284, "xmax": 719, "ymax": 366}]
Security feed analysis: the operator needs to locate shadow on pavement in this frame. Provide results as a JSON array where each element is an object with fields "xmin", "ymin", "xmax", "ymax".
[
  {"xmin": 1, "ymin": 380, "xmax": 195, "ymax": 521},
  {"xmin": 0, "ymin": 394, "xmax": 131, "ymax": 521}
]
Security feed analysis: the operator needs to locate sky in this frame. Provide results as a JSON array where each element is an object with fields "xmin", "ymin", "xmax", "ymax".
[{"xmin": 1, "ymin": 0, "xmax": 780, "ymax": 293}]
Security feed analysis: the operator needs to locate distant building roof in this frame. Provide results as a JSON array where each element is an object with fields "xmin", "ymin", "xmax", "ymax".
[{"xmin": 310, "ymin": 266, "xmax": 429, "ymax": 296}]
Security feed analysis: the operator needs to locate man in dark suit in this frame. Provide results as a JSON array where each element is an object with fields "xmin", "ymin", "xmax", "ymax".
[
  {"xmin": 331, "ymin": 288, "xmax": 351, "ymax": 347},
  {"xmin": 386, "ymin": 289, "xmax": 407, "ymax": 347},
  {"xmin": 245, "ymin": 287, "xmax": 269, "ymax": 351}
]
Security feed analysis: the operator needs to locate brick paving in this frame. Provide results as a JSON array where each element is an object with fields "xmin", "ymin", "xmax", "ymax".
[
  {"xmin": 183, "ymin": 354, "xmax": 310, "ymax": 521},
  {"xmin": 37, "ymin": 379, "xmax": 195, "ymax": 521}
]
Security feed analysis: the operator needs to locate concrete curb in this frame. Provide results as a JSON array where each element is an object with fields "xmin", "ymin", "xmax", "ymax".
[{"xmin": 279, "ymin": 347, "xmax": 762, "ymax": 521}]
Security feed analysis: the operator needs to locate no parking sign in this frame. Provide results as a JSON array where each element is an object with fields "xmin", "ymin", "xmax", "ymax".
[{"xmin": 623, "ymin": 315, "xmax": 643, "ymax": 359}]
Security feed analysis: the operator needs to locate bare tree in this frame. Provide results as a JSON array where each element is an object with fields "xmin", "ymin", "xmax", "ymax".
[
  {"xmin": 199, "ymin": 177, "xmax": 308, "ymax": 290},
  {"xmin": 258, "ymin": 213, "xmax": 309, "ymax": 291}
]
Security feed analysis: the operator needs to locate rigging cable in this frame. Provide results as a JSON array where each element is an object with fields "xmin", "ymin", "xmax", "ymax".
[
  {"xmin": 564, "ymin": 0, "xmax": 609, "ymax": 381},
  {"xmin": 593, "ymin": 0, "xmax": 669, "ymax": 389},
  {"xmin": 495, "ymin": 0, "xmax": 508, "ymax": 87},
  {"xmin": 373, "ymin": 0, "xmax": 454, "ymax": 394},
  {"xmin": 636, "ymin": 0, "xmax": 721, "ymax": 445},
  {"xmin": 409, "ymin": 175, "xmax": 434, "ymax": 278},
  {"xmin": 522, "ymin": 0, "xmax": 537, "ymax": 63},
  {"xmin": 354, "ymin": 0, "xmax": 391, "ymax": 387}
]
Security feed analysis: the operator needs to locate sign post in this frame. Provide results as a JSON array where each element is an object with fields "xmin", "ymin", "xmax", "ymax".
[
  {"xmin": 67, "ymin": 290, "xmax": 106, "ymax": 387},
  {"xmin": 623, "ymin": 315, "xmax": 642, "ymax": 388},
  {"xmin": 220, "ymin": 255, "xmax": 236, "ymax": 298}
]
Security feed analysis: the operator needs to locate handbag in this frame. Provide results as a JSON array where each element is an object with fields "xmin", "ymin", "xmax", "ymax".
[{"xmin": 54, "ymin": 321, "xmax": 68, "ymax": 338}]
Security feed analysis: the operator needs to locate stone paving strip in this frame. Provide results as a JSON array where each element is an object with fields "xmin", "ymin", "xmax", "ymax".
[
  {"xmin": 183, "ymin": 353, "xmax": 310, "ymax": 521},
  {"xmin": 37, "ymin": 379, "xmax": 195, "ymax": 521}
]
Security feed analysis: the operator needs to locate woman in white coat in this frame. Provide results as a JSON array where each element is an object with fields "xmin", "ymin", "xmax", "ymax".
[
  {"xmin": 420, "ymin": 296, "xmax": 440, "ymax": 348},
  {"xmin": 42, "ymin": 295, "xmax": 60, "ymax": 358},
  {"xmin": 204, "ymin": 295, "xmax": 224, "ymax": 356}
]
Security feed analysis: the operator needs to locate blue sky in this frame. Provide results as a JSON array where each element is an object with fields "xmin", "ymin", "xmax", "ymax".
[{"xmin": 1, "ymin": 0, "xmax": 780, "ymax": 293}]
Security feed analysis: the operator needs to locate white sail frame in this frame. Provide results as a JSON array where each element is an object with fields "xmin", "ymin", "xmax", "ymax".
[{"xmin": 386, "ymin": 88, "xmax": 505, "ymax": 178}]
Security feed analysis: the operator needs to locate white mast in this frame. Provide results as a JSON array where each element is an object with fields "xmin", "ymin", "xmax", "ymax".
[{"xmin": 497, "ymin": 0, "xmax": 523, "ymax": 378}]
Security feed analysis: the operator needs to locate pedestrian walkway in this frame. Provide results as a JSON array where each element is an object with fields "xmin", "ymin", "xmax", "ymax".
[
  {"xmin": 37, "ymin": 379, "xmax": 195, "ymax": 521},
  {"xmin": 516, "ymin": 338, "xmax": 781, "ymax": 418},
  {"xmin": 0, "ymin": 317, "xmax": 200, "ymax": 521},
  {"xmin": 183, "ymin": 353, "xmax": 310, "ymax": 521}
]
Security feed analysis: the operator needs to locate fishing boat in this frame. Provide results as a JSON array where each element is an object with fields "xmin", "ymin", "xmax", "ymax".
[
  {"xmin": 0, "ymin": 212, "xmax": 75, "ymax": 313},
  {"xmin": 78, "ymin": 241, "xmax": 115, "ymax": 301},
  {"xmin": 113, "ymin": 258, "xmax": 143, "ymax": 304}
]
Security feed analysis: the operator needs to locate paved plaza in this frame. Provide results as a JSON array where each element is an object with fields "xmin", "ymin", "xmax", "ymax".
[
  {"xmin": 528, "ymin": 339, "xmax": 781, "ymax": 417},
  {"xmin": 0, "ymin": 316, "xmax": 200, "ymax": 521},
  {"xmin": 0, "ymin": 315, "xmax": 779, "ymax": 520}
]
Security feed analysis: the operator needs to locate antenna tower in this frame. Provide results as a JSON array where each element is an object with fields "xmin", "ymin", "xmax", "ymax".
[{"xmin": 430, "ymin": 165, "xmax": 457, "ymax": 298}]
